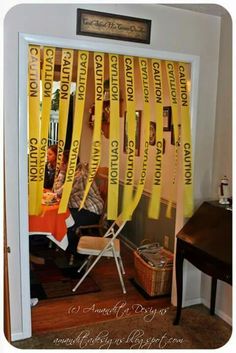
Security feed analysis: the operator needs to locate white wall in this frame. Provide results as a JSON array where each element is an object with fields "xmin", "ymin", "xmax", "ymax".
[
  {"xmin": 201, "ymin": 12, "xmax": 232, "ymax": 325},
  {"xmin": 212, "ymin": 13, "xmax": 232, "ymax": 196},
  {"xmin": 4, "ymin": 3, "xmax": 226, "ymax": 339}
]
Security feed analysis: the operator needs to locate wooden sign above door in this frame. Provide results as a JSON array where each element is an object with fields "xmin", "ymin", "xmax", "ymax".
[{"xmin": 76, "ymin": 9, "xmax": 151, "ymax": 44}]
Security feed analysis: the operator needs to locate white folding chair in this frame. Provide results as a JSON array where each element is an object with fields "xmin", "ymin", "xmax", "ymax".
[{"xmin": 72, "ymin": 216, "xmax": 127, "ymax": 294}]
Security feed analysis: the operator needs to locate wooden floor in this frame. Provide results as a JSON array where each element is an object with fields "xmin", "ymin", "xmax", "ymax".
[{"xmin": 31, "ymin": 242, "xmax": 171, "ymax": 334}]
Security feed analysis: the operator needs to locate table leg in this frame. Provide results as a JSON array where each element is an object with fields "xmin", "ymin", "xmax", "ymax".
[
  {"xmin": 210, "ymin": 277, "xmax": 217, "ymax": 315},
  {"xmin": 173, "ymin": 240, "xmax": 184, "ymax": 325}
]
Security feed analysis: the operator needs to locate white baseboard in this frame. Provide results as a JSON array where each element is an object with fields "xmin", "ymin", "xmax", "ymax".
[
  {"xmin": 172, "ymin": 297, "xmax": 232, "ymax": 326},
  {"xmin": 182, "ymin": 297, "xmax": 202, "ymax": 307},
  {"xmin": 202, "ymin": 298, "xmax": 232, "ymax": 326},
  {"xmin": 11, "ymin": 331, "xmax": 25, "ymax": 342}
]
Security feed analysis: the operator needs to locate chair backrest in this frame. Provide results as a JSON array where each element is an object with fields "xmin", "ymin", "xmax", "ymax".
[
  {"xmin": 104, "ymin": 214, "xmax": 127, "ymax": 239},
  {"xmin": 75, "ymin": 167, "xmax": 108, "ymax": 236},
  {"xmin": 95, "ymin": 169, "xmax": 127, "ymax": 236},
  {"xmin": 89, "ymin": 167, "xmax": 108, "ymax": 233},
  {"xmin": 115, "ymin": 214, "xmax": 126, "ymax": 228},
  {"xmin": 95, "ymin": 167, "xmax": 108, "ymax": 204}
]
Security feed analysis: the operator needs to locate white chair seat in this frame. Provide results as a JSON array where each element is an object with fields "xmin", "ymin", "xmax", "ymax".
[{"xmin": 77, "ymin": 236, "xmax": 120, "ymax": 257}]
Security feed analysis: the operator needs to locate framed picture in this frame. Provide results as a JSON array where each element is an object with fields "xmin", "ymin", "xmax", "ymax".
[
  {"xmin": 149, "ymin": 121, "xmax": 156, "ymax": 146},
  {"xmin": 163, "ymin": 106, "xmax": 172, "ymax": 131},
  {"xmin": 171, "ymin": 125, "xmax": 175, "ymax": 145},
  {"xmin": 162, "ymin": 138, "xmax": 166, "ymax": 154},
  {"xmin": 149, "ymin": 122, "xmax": 166, "ymax": 153},
  {"xmin": 171, "ymin": 123, "xmax": 181, "ymax": 146},
  {"xmin": 77, "ymin": 9, "xmax": 151, "ymax": 44},
  {"xmin": 124, "ymin": 111, "xmax": 141, "ymax": 156}
]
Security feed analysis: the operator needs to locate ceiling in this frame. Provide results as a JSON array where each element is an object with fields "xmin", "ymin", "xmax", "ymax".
[{"xmin": 164, "ymin": 4, "xmax": 229, "ymax": 17}]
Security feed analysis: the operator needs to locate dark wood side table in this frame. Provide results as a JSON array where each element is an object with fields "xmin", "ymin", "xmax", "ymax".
[{"xmin": 174, "ymin": 201, "xmax": 232, "ymax": 325}]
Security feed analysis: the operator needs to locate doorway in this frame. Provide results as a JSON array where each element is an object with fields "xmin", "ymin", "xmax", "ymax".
[{"xmin": 17, "ymin": 33, "xmax": 199, "ymax": 339}]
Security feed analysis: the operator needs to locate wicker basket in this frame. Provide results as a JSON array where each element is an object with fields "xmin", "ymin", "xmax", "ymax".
[{"xmin": 134, "ymin": 249, "xmax": 173, "ymax": 297}]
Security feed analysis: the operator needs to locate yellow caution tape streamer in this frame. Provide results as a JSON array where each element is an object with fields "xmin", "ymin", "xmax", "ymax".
[
  {"xmin": 35, "ymin": 47, "xmax": 55, "ymax": 215},
  {"xmin": 59, "ymin": 51, "xmax": 89, "ymax": 213},
  {"xmin": 122, "ymin": 56, "xmax": 136, "ymax": 220},
  {"xmin": 148, "ymin": 59, "xmax": 164, "ymax": 219},
  {"xmin": 80, "ymin": 52, "xmax": 104, "ymax": 210},
  {"xmin": 165, "ymin": 60, "xmax": 179, "ymax": 218},
  {"xmin": 107, "ymin": 54, "xmax": 120, "ymax": 220},
  {"xmin": 55, "ymin": 49, "xmax": 74, "ymax": 177},
  {"xmin": 129, "ymin": 58, "xmax": 150, "ymax": 217},
  {"xmin": 178, "ymin": 62, "xmax": 194, "ymax": 217},
  {"xmin": 28, "ymin": 45, "xmax": 41, "ymax": 215}
]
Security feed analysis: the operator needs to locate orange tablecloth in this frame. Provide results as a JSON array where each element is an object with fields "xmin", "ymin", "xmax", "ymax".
[{"xmin": 29, "ymin": 203, "xmax": 72, "ymax": 242}]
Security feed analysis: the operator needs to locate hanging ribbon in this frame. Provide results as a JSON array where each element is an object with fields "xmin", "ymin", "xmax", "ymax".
[
  {"xmin": 59, "ymin": 51, "xmax": 89, "ymax": 213},
  {"xmin": 107, "ymin": 54, "xmax": 120, "ymax": 220},
  {"xmin": 178, "ymin": 62, "xmax": 194, "ymax": 217},
  {"xmin": 165, "ymin": 60, "xmax": 179, "ymax": 218},
  {"xmin": 129, "ymin": 58, "xmax": 150, "ymax": 217},
  {"xmin": 28, "ymin": 45, "xmax": 41, "ymax": 215},
  {"xmin": 35, "ymin": 46, "xmax": 55, "ymax": 215},
  {"xmin": 148, "ymin": 59, "xmax": 164, "ymax": 219},
  {"xmin": 122, "ymin": 56, "xmax": 136, "ymax": 220},
  {"xmin": 80, "ymin": 52, "xmax": 104, "ymax": 210},
  {"xmin": 55, "ymin": 49, "xmax": 74, "ymax": 177}
]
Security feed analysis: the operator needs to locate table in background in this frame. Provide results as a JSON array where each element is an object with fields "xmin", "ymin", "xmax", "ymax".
[
  {"xmin": 174, "ymin": 201, "xmax": 232, "ymax": 325},
  {"xmin": 29, "ymin": 203, "xmax": 74, "ymax": 250}
]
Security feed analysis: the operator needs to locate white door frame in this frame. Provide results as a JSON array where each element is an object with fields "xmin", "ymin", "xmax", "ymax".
[{"xmin": 18, "ymin": 32, "xmax": 200, "ymax": 339}]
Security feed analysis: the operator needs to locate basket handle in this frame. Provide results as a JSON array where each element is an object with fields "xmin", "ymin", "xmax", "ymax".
[{"xmin": 137, "ymin": 241, "xmax": 161, "ymax": 252}]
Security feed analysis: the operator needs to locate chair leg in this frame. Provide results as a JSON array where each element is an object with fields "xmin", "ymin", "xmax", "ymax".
[
  {"xmin": 72, "ymin": 237, "xmax": 126, "ymax": 294},
  {"xmin": 118, "ymin": 256, "xmax": 125, "ymax": 275},
  {"xmin": 77, "ymin": 255, "xmax": 93, "ymax": 273},
  {"xmin": 85, "ymin": 255, "xmax": 94, "ymax": 272},
  {"xmin": 112, "ymin": 247, "xmax": 126, "ymax": 294},
  {"xmin": 72, "ymin": 243, "xmax": 112, "ymax": 292},
  {"xmin": 77, "ymin": 258, "xmax": 89, "ymax": 273}
]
